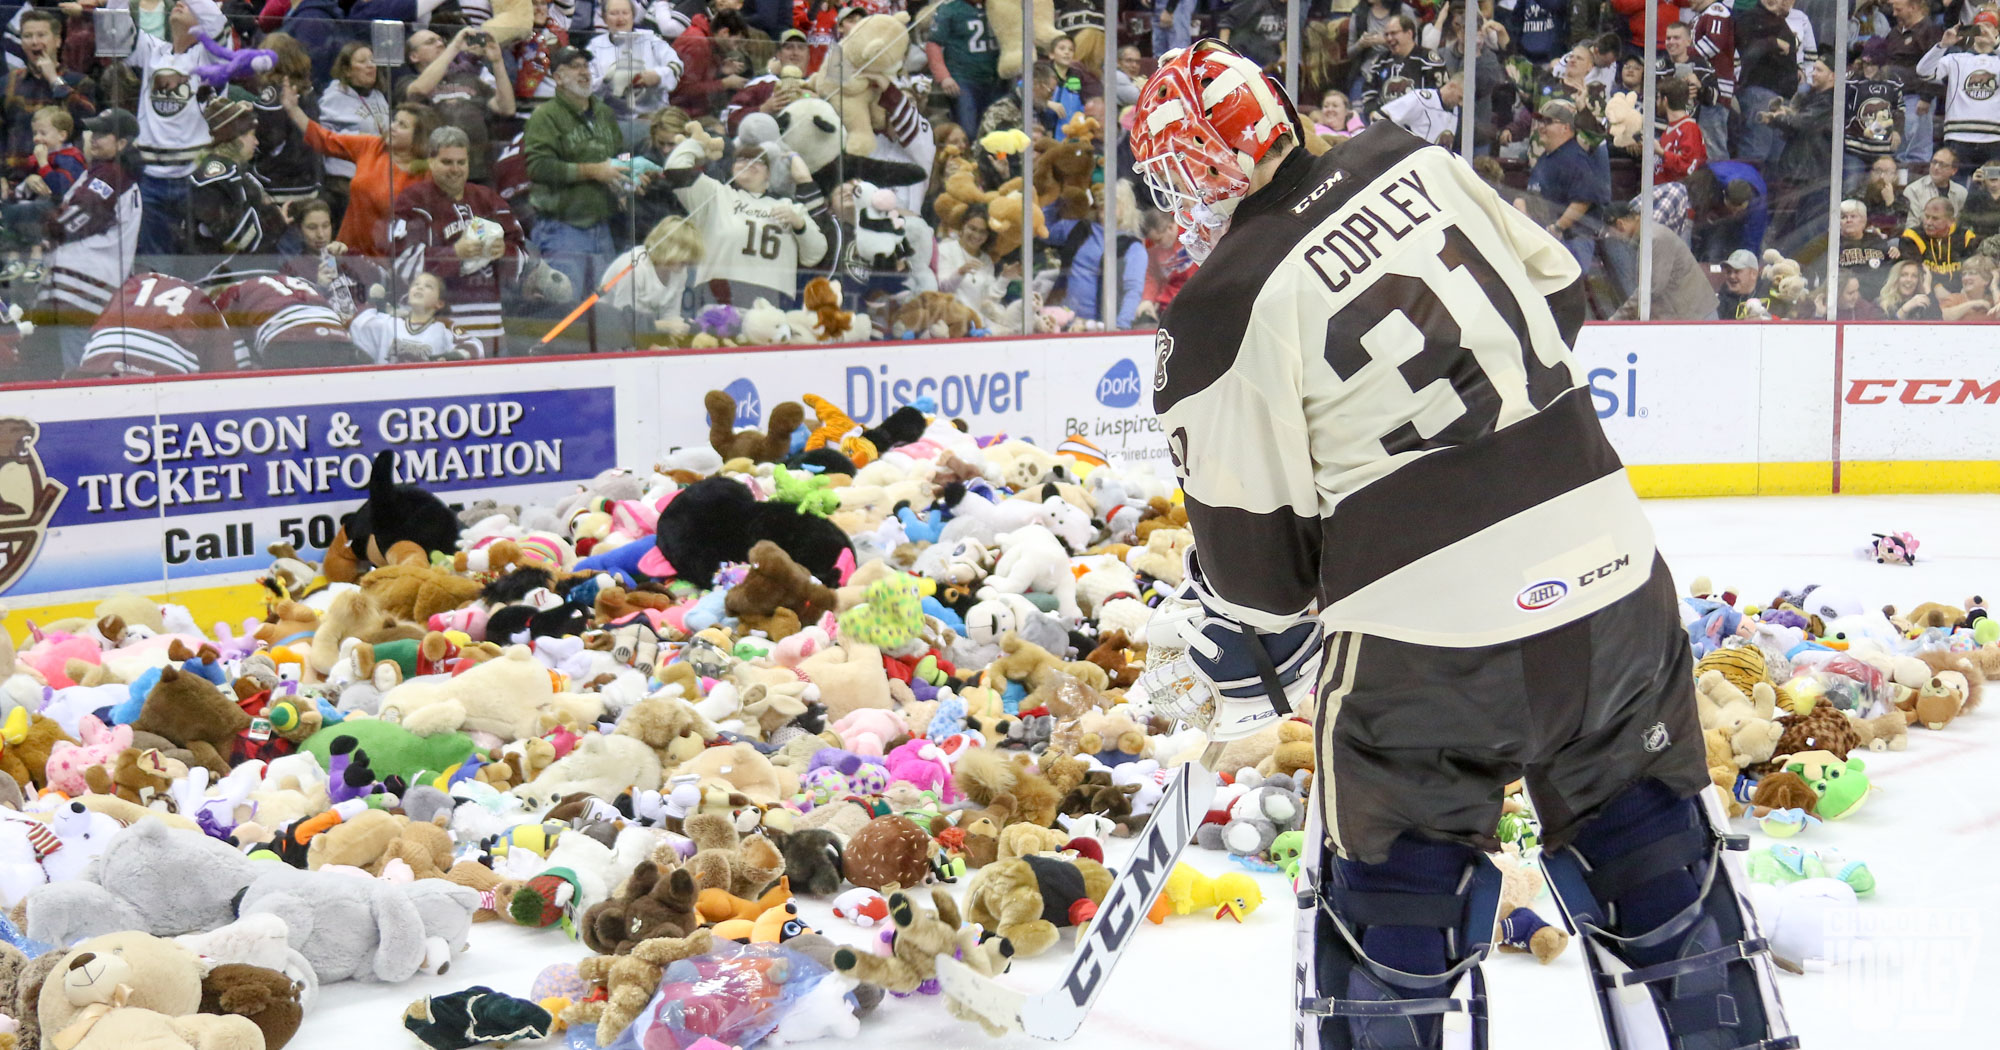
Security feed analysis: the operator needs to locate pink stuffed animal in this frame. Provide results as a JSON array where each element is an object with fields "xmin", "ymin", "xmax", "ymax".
[
  {"xmin": 883, "ymin": 738, "xmax": 957, "ymax": 802},
  {"xmin": 17, "ymin": 630, "xmax": 101, "ymax": 688},
  {"xmin": 43, "ymin": 715, "xmax": 133, "ymax": 795},
  {"xmin": 831, "ymin": 707, "xmax": 907, "ymax": 757}
]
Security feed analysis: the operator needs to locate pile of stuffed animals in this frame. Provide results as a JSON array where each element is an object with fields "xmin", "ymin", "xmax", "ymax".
[{"xmin": 0, "ymin": 385, "xmax": 1987, "ymax": 1049}]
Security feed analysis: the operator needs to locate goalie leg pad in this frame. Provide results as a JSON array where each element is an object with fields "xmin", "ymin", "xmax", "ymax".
[
  {"xmin": 1295, "ymin": 819, "xmax": 1495, "ymax": 1050},
  {"xmin": 1541, "ymin": 779, "xmax": 1797, "ymax": 1050}
]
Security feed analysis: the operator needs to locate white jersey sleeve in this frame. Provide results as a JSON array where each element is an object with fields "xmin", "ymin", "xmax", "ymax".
[{"xmin": 1153, "ymin": 123, "xmax": 1656, "ymax": 647}]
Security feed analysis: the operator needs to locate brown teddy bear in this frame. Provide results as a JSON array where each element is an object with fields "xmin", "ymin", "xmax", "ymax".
[
  {"xmin": 953, "ymin": 747, "xmax": 1062, "ymax": 828},
  {"xmin": 706, "ymin": 390, "xmax": 804, "ymax": 463},
  {"xmin": 724, "ymin": 541, "xmax": 838, "ymax": 639},
  {"xmin": 1032, "ymin": 115, "xmax": 1101, "ymax": 222},
  {"xmin": 988, "ymin": 633, "xmax": 1111, "ymax": 718},
  {"xmin": 0, "ymin": 712, "xmax": 75, "ymax": 788},
  {"xmin": 1259, "ymin": 719, "xmax": 1315, "ymax": 778},
  {"xmin": 890, "ymin": 291, "xmax": 986, "ymax": 340},
  {"xmin": 613, "ymin": 695, "xmax": 711, "ymax": 767},
  {"xmin": 961, "ymin": 854, "xmax": 1113, "ymax": 957},
  {"xmin": 1074, "ymin": 708, "xmax": 1149, "ymax": 763},
  {"xmin": 82, "ymin": 746, "xmax": 187, "ymax": 805},
  {"xmin": 682, "ymin": 812, "xmax": 787, "ymax": 899},
  {"xmin": 1134, "ymin": 497, "xmax": 1190, "ymax": 542},
  {"xmin": 1083, "ymin": 630, "xmax": 1140, "ymax": 689},
  {"xmin": 580, "ymin": 857, "xmax": 701, "ymax": 955},
  {"xmin": 358, "ymin": 562, "xmax": 484, "ymax": 624},
  {"xmin": 199, "ymin": 963, "xmax": 305, "ymax": 1050},
  {"xmin": 564, "ymin": 928, "xmax": 715, "ymax": 1040},
  {"xmin": 131, "ymin": 666, "xmax": 252, "ymax": 778}
]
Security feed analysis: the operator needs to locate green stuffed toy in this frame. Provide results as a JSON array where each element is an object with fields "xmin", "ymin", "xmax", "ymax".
[
  {"xmin": 771, "ymin": 465, "xmax": 840, "ymax": 517},
  {"xmin": 1785, "ymin": 751, "xmax": 1872, "ymax": 820},
  {"xmin": 1746, "ymin": 843, "xmax": 1875, "ymax": 895},
  {"xmin": 302, "ymin": 719, "xmax": 478, "ymax": 783},
  {"xmin": 837, "ymin": 571, "xmax": 925, "ymax": 649}
]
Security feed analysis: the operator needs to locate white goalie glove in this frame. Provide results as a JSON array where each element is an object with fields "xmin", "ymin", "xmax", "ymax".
[{"xmin": 1134, "ymin": 551, "xmax": 1323, "ymax": 741}]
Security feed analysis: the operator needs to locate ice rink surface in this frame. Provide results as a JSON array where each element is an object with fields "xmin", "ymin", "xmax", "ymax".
[{"xmin": 303, "ymin": 495, "xmax": 2000, "ymax": 1050}]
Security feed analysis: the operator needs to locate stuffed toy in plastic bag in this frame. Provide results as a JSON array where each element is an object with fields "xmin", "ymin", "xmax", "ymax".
[{"xmin": 596, "ymin": 942, "xmax": 847, "ymax": 1050}]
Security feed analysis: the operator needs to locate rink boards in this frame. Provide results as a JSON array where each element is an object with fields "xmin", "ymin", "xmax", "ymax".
[{"xmin": 0, "ymin": 324, "xmax": 1987, "ymax": 624}]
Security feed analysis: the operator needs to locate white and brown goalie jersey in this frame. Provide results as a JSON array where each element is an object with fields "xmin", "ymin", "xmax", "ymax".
[{"xmin": 1152, "ymin": 123, "xmax": 1657, "ymax": 648}]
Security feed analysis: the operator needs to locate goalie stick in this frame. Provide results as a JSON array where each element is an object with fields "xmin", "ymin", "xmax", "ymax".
[{"xmin": 935, "ymin": 740, "xmax": 1226, "ymax": 1040}]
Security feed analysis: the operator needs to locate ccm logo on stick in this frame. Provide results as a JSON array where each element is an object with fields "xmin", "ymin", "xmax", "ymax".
[{"xmin": 1845, "ymin": 379, "xmax": 2000, "ymax": 405}]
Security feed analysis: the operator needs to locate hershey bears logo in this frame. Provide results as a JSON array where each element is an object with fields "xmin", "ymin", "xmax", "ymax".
[
  {"xmin": 1152, "ymin": 328, "xmax": 1174, "ymax": 392},
  {"xmin": 1859, "ymin": 97, "xmax": 1894, "ymax": 143},
  {"xmin": 1968, "ymin": 70, "xmax": 1998, "ymax": 101},
  {"xmin": 0, "ymin": 418, "xmax": 65, "ymax": 595},
  {"xmin": 1384, "ymin": 74, "xmax": 1415, "ymax": 102},
  {"xmin": 150, "ymin": 68, "xmax": 193, "ymax": 117}
]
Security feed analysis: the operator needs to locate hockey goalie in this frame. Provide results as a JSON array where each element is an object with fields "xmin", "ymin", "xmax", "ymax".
[{"xmin": 1126, "ymin": 40, "xmax": 1796, "ymax": 1050}]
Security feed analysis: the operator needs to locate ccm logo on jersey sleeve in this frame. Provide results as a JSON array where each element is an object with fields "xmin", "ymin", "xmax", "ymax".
[
  {"xmin": 1516, "ymin": 579, "xmax": 1568, "ymax": 611},
  {"xmin": 1578, "ymin": 554, "xmax": 1631, "ymax": 586}
]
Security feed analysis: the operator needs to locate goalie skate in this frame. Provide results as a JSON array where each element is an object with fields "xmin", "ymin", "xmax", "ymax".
[{"xmin": 935, "ymin": 742, "xmax": 1224, "ymax": 1040}]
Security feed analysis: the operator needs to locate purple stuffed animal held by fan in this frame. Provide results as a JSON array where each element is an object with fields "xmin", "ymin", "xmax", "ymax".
[{"xmin": 191, "ymin": 29, "xmax": 277, "ymax": 88}]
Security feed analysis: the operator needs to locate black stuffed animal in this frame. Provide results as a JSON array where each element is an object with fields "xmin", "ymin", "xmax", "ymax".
[
  {"xmin": 484, "ymin": 599, "xmax": 591, "ymax": 643},
  {"xmin": 860, "ymin": 405, "xmax": 927, "ymax": 454},
  {"xmin": 655, "ymin": 476, "xmax": 853, "ymax": 587},
  {"xmin": 338, "ymin": 449, "xmax": 459, "ymax": 568},
  {"xmin": 770, "ymin": 827, "xmax": 846, "ymax": 897}
]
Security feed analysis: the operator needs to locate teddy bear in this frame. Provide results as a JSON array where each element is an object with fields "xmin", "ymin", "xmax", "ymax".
[
  {"xmin": 1073, "ymin": 708, "xmax": 1150, "ymax": 765},
  {"xmin": 37, "ymin": 931, "xmax": 264, "ymax": 1050},
  {"xmin": 705, "ymin": 390, "xmax": 804, "ymax": 463},
  {"xmin": 578, "ymin": 855, "xmax": 701, "ymax": 956},
  {"xmin": 725, "ymin": 541, "xmax": 839, "ymax": 639},
  {"xmin": 1844, "ymin": 709, "xmax": 1908, "ymax": 752},
  {"xmin": 960, "ymin": 853, "xmax": 1113, "ymax": 958},
  {"xmin": 985, "ymin": 0, "xmax": 1057, "ymax": 79},
  {"xmin": 199, "ymin": 964, "xmax": 305, "ymax": 1050},
  {"xmin": 1196, "ymin": 771, "xmax": 1305, "ymax": 858},
  {"xmin": 235, "ymin": 865, "xmax": 478, "ymax": 983},
  {"xmin": 0, "ymin": 711, "xmax": 76, "ymax": 788},
  {"xmin": 563, "ymin": 928, "xmax": 715, "ymax": 1041},
  {"xmin": 357, "ymin": 562, "xmax": 484, "ymax": 624},
  {"xmin": 682, "ymin": 812, "xmax": 787, "ymax": 900},
  {"xmin": 953, "ymin": 746, "xmax": 1062, "ymax": 828},
  {"xmin": 890, "ymin": 291, "xmax": 986, "ymax": 340},
  {"xmin": 519, "ymin": 732, "xmax": 665, "ymax": 801},
  {"xmin": 1694, "ymin": 670, "xmax": 1785, "ymax": 770},
  {"xmin": 1032, "ymin": 115, "xmax": 1101, "ymax": 222},
  {"xmin": 1259, "ymin": 719, "xmax": 1315, "ymax": 778},
  {"xmin": 808, "ymin": 11, "xmax": 911, "ymax": 156},
  {"xmin": 378, "ymin": 645, "xmax": 603, "ymax": 740}
]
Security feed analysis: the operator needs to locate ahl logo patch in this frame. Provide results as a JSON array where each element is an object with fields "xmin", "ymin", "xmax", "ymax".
[
  {"xmin": 1515, "ymin": 579, "xmax": 1568, "ymax": 611},
  {"xmin": 0, "ymin": 417, "xmax": 66, "ymax": 595}
]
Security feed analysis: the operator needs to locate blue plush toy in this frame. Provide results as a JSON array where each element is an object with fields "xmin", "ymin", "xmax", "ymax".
[
  {"xmin": 927, "ymin": 693, "xmax": 968, "ymax": 739},
  {"xmin": 574, "ymin": 541, "xmax": 649, "ymax": 583},
  {"xmin": 1682, "ymin": 597, "xmax": 1743, "ymax": 657},
  {"xmin": 896, "ymin": 503, "xmax": 947, "ymax": 544},
  {"xmin": 999, "ymin": 678, "xmax": 1029, "ymax": 716},
  {"xmin": 684, "ymin": 587, "xmax": 731, "ymax": 633},
  {"xmin": 920, "ymin": 595, "xmax": 965, "ymax": 635}
]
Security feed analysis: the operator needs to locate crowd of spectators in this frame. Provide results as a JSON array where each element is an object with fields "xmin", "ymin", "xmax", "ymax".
[{"xmin": 0, "ymin": 0, "xmax": 1997, "ymax": 382}]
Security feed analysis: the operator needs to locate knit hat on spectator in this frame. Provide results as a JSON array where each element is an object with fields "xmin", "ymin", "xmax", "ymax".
[
  {"xmin": 204, "ymin": 97, "xmax": 254, "ymax": 143},
  {"xmin": 1724, "ymin": 249, "xmax": 1760, "ymax": 272},
  {"xmin": 82, "ymin": 107, "xmax": 139, "ymax": 140}
]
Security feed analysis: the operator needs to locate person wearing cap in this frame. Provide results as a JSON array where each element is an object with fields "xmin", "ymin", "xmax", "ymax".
[
  {"xmin": 722, "ymin": 26, "xmax": 810, "ymax": 136},
  {"xmin": 1520, "ymin": 99, "xmax": 1610, "ymax": 269},
  {"xmin": 126, "ymin": 0, "xmax": 227, "ymax": 260},
  {"xmin": 1918, "ymin": 20, "xmax": 2000, "ymax": 177},
  {"xmin": 1715, "ymin": 247, "xmax": 1769, "ymax": 319},
  {"xmin": 928, "ymin": 0, "xmax": 1002, "ymax": 138},
  {"xmin": 1605, "ymin": 198, "xmax": 1717, "ymax": 320},
  {"xmin": 1904, "ymin": 145, "xmax": 1967, "ymax": 226},
  {"xmin": 1846, "ymin": 37, "xmax": 1907, "ymax": 193},
  {"xmin": 523, "ymin": 44, "xmax": 628, "ymax": 294},
  {"xmin": 32, "ymin": 107, "xmax": 140, "ymax": 374},
  {"xmin": 591, "ymin": 0, "xmax": 686, "ymax": 145},
  {"xmin": 189, "ymin": 96, "xmax": 292, "ymax": 281},
  {"xmin": 280, "ymin": 81, "xmax": 436, "ymax": 259},
  {"xmin": 2, "ymin": 9, "xmax": 98, "ymax": 179}
]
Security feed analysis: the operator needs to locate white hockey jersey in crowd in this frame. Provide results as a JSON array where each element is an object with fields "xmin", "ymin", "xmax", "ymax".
[
  {"xmin": 1918, "ymin": 44, "xmax": 2000, "ymax": 143},
  {"xmin": 662, "ymin": 139, "xmax": 828, "ymax": 291},
  {"xmin": 1152, "ymin": 123, "xmax": 1656, "ymax": 648},
  {"xmin": 349, "ymin": 308, "xmax": 482, "ymax": 363},
  {"xmin": 126, "ymin": 33, "xmax": 212, "ymax": 178}
]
